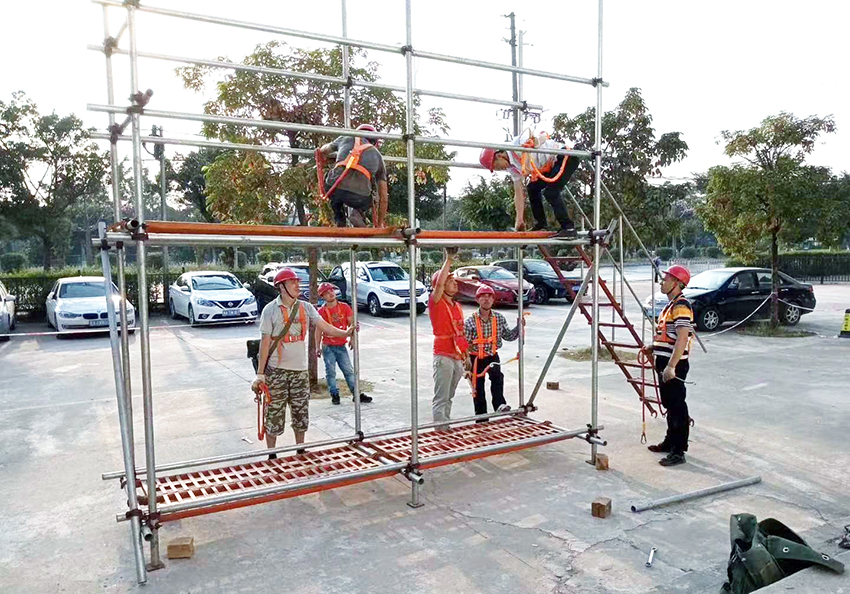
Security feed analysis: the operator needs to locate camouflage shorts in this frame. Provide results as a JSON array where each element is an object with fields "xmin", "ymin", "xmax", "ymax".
[{"xmin": 264, "ymin": 367, "xmax": 310, "ymax": 435}]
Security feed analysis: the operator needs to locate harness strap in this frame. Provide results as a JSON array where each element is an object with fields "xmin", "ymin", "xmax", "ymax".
[{"xmin": 473, "ymin": 313, "xmax": 498, "ymax": 358}]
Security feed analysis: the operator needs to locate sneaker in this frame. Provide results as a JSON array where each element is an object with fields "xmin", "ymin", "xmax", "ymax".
[
  {"xmin": 497, "ymin": 404, "xmax": 512, "ymax": 412},
  {"xmin": 531, "ymin": 222, "xmax": 547, "ymax": 232},
  {"xmin": 296, "ymin": 448, "xmax": 306, "ymax": 455},
  {"xmin": 353, "ymin": 393, "xmax": 373, "ymax": 403},
  {"xmin": 331, "ymin": 394, "xmax": 340, "ymax": 405},
  {"xmin": 647, "ymin": 442, "xmax": 671, "ymax": 453},
  {"xmin": 555, "ymin": 225, "xmax": 577, "ymax": 239},
  {"xmin": 659, "ymin": 452, "xmax": 686, "ymax": 467}
]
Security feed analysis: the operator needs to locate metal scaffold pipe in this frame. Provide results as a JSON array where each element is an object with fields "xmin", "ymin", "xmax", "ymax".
[{"xmin": 631, "ymin": 476, "xmax": 762, "ymax": 513}]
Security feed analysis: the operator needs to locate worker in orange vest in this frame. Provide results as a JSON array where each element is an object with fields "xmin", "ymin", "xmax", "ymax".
[
  {"xmin": 318, "ymin": 123, "xmax": 388, "ymax": 227},
  {"xmin": 479, "ymin": 129, "xmax": 580, "ymax": 237},
  {"xmin": 429, "ymin": 247, "xmax": 469, "ymax": 427},
  {"xmin": 463, "ymin": 284, "xmax": 524, "ymax": 418}
]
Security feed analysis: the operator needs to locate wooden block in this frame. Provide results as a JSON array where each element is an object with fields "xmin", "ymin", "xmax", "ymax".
[
  {"xmin": 167, "ymin": 536, "xmax": 195, "ymax": 559},
  {"xmin": 595, "ymin": 453, "xmax": 609, "ymax": 471},
  {"xmin": 592, "ymin": 497, "xmax": 612, "ymax": 519},
  {"xmin": 546, "ymin": 381, "xmax": 559, "ymax": 390}
]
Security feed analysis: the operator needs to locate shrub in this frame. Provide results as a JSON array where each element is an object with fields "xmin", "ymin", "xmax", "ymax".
[
  {"xmin": 458, "ymin": 250, "xmax": 473, "ymax": 261},
  {"xmin": 146, "ymin": 253, "xmax": 163, "ymax": 270},
  {"xmin": 656, "ymin": 247, "xmax": 674, "ymax": 260},
  {"xmin": 356, "ymin": 251, "xmax": 371, "ymax": 261},
  {"xmin": 679, "ymin": 246, "xmax": 698, "ymax": 259},
  {"xmin": 236, "ymin": 251, "xmax": 248, "ymax": 268},
  {"xmin": 0, "ymin": 252, "xmax": 27, "ymax": 272},
  {"xmin": 495, "ymin": 250, "xmax": 506, "ymax": 259},
  {"xmin": 705, "ymin": 246, "xmax": 724, "ymax": 259}
]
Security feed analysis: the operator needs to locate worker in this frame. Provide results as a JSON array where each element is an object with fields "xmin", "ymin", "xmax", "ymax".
[
  {"xmin": 463, "ymin": 285, "xmax": 524, "ymax": 419},
  {"xmin": 315, "ymin": 283, "xmax": 372, "ymax": 406},
  {"xmin": 639, "ymin": 265, "xmax": 694, "ymax": 467},
  {"xmin": 252, "ymin": 268, "xmax": 356, "ymax": 457},
  {"xmin": 318, "ymin": 123, "xmax": 388, "ymax": 228},
  {"xmin": 429, "ymin": 247, "xmax": 469, "ymax": 428},
  {"xmin": 479, "ymin": 129, "xmax": 581, "ymax": 237}
]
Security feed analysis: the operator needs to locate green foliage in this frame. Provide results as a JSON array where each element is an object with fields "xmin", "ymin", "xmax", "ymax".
[
  {"xmin": 725, "ymin": 250, "xmax": 850, "ymax": 281},
  {"xmin": 356, "ymin": 251, "xmax": 371, "ymax": 261},
  {"xmin": 258, "ymin": 249, "xmax": 284, "ymax": 263},
  {"xmin": 705, "ymin": 246, "xmax": 724, "ymax": 259},
  {"xmin": 656, "ymin": 247, "xmax": 674, "ymax": 260},
  {"xmin": 458, "ymin": 250, "xmax": 473, "ymax": 261},
  {"xmin": 147, "ymin": 253, "xmax": 164, "ymax": 270},
  {"xmin": 679, "ymin": 246, "xmax": 698, "ymax": 259},
  {"xmin": 0, "ymin": 252, "xmax": 26, "ymax": 272},
  {"xmin": 458, "ymin": 176, "xmax": 513, "ymax": 231},
  {"xmin": 172, "ymin": 148, "xmax": 222, "ymax": 222},
  {"xmin": 236, "ymin": 251, "xmax": 248, "ymax": 268}
]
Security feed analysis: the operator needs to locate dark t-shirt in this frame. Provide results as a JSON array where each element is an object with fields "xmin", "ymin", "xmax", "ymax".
[{"xmin": 326, "ymin": 136, "xmax": 386, "ymax": 197}]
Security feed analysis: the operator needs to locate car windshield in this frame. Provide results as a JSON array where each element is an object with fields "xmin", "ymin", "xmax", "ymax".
[
  {"xmin": 687, "ymin": 269, "xmax": 735, "ymax": 290},
  {"xmin": 525, "ymin": 261, "xmax": 554, "ymax": 274},
  {"xmin": 59, "ymin": 281, "xmax": 117, "ymax": 298},
  {"xmin": 481, "ymin": 268, "xmax": 516, "ymax": 280},
  {"xmin": 289, "ymin": 268, "xmax": 311, "ymax": 281},
  {"xmin": 191, "ymin": 275, "xmax": 241, "ymax": 291},
  {"xmin": 368, "ymin": 266, "xmax": 408, "ymax": 281}
]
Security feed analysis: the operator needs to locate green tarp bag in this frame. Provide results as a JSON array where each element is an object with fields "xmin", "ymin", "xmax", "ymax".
[{"xmin": 720, "ymin": 513, "xmax": 844, "ymax": 593}]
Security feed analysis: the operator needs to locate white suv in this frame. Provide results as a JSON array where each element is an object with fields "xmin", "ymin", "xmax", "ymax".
[{"xmin": 327, "ymin": 261, "xmax": 428, "ymax": 316}]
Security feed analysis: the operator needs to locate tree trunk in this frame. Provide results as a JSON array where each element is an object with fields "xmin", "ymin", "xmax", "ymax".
[{"xmin": 770, "ymin": 227, "xmax": 779, "ymax": 328}]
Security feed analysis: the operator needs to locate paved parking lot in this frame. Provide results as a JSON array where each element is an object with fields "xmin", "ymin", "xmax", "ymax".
[{"xmin": 1, "ymin": 281, "xmax": 848, "ymax": 593}]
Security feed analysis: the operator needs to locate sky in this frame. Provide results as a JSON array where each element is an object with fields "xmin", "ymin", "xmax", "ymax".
[{"xmin": 2, "ymin": 0, "xmax": 848, "ymax": 199}]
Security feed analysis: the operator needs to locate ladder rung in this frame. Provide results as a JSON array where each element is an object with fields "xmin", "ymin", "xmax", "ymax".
[
  {"xmin": 598, "ymin": 322, "xmax": 628, "ymax": 328},
  {"xmin": 580, "ymin": 302, "xmax": 619, "ymax": 307},
  {"xmin": 627, "ymin": 378, "xmax": 659, "ymax": 388},
  {"xmin": 604, "ymin": 342, "xmax": 642, "ymax": 349},
  {"xmin": 614, "ymin": 361, "xmax": 652, "ymax": 369}
]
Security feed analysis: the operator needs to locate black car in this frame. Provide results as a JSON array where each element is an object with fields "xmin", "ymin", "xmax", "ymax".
[
  {"xmin": 645, "ymin": 267, "xmax": 816, "ymax": 331},
  {"xmin": 252, "ymin": 263, "xmax": 335, "ymax": 310},
  {"xmin": 491, "ymin": 259, "xmax": 582, "ymax": 304}
]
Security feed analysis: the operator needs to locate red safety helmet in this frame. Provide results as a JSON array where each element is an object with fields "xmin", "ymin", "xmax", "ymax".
[
  {"xmin": 317, "ymin": 282, "xmax": 337, "ymax": 298},
  {"xmin": 273, "ymin": 268, "xmax": 299, "ymax": 286},
  {"xmin": 664, "ymin": 265, "xmax": 691, "ymax": 287},
  {"xmin": 431, "ymin": 270, "xmax": 455, "ymax": 287},
  {"xmin": 479, "ymin": 148, "xmax": 497, "ymax": 171},
  {"xmin": 356, "ymin": 123, "xmax": 382, "ymax": 147},
  {"xmin": 475, "ymin": 284, "xmax": 495, "ymax": 298}
]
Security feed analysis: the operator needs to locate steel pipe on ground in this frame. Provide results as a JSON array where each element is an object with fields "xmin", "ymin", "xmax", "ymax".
[{"xmin": 630, "ymin": 476, "xmax": 762, "ymax": 513}]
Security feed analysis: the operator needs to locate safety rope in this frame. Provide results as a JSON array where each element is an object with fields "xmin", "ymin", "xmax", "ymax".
[
  {"xmin": 255, "ymin": 383, "xmax": 271, "ymax": 442},
  {"xmin": 518, "ymin": 132, "xmax": 572, "ymax": 184},
  {"xmin": 636, "ymin": 349, "xmax": 660, "ymax": 444}
]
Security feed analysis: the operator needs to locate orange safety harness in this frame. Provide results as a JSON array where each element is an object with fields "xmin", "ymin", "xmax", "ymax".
[
  {"xmin": 467, "ymin": 312, "xmax": 525, "ymax": 400},
  {"xmin": 434, "ymin": 299, "xmax": 467, "ymax": 359},
  {"xmin": 516, "ymin": 132, "xmax": 572, "ymax": 184},
  {"xmin": 315, "ymin": 137, "xmax": 378, "ymax": 200},
  {"xmin": 255, "ymin": 383, "xmax": 271, "ymax": 441}
]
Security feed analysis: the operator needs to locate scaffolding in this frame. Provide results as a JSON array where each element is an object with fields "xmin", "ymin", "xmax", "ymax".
[{"xmin": 91, "ymin": 0, "xmax": 611, "ymax": 583}]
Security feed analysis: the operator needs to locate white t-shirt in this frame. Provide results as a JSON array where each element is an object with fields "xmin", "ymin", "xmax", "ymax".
[
  {"xmin": 259, "ymin": 297, "xmax": 320, "ymax": 371},
  {"xmin": 506, "ymin": 129, "xmax": 565, "ymax": 182}
]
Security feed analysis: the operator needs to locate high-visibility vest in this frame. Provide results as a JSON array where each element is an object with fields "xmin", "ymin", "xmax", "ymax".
[
  {"xmin": 473, "ymin": 313, "xmax": 498, "ymax": 357},
  {"xmin": 655, "ymin": 296, "xmax": 692, "ymax": 346},
  {"xmin": 433, "ymin": 298, "xmax": 468, "ymax": 358}
]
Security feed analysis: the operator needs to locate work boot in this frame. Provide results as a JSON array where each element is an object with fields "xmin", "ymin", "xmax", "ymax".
[
  {"xmin": 354, "ymin": 393, "xmax": 373, "ymax": 403},
  {"xmin": 296, "ymin": 448, "xmax": 307, "ymax": 455},
  {"xmin": 331, "ymin": 394, "xmax": 341, "ymax": 405},
  {"xmin": 531, "ymin": 221, "xmax": 547, "ymax": 232},
  {"xmin": 555, "ymin": 224, "xmax": 577, "ymax": 239},
  {"xmin": 647, "ymin": 442, "xmax": 671, "ymax": 453},
  {"xmin": 659, "ymin": 452, "xmax": 686, "ymax": 467}
]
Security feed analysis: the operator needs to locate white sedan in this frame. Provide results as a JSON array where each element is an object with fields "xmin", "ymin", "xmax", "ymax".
[
  {"xmin": 168, "ymin": 271, "xmax": 258, "ymax": 326},
  {"xmin": 46, "ymin": 276, "xmax": 136, "ymax": 334}
]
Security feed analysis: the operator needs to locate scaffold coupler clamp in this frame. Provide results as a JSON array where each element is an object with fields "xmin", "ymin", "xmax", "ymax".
[
  {"xmin": 354, "ymin": 430, "xmax": 365, "ymax": 441},
  {"xmin": 591, "ymin": 77, "xmax": 605, "ymax": 88},
  {"xmin": 401, "ymin": 226, "xmax": 420, "ymax": 240},
  {"xmin": 520, "ymin": 403, "xmax": 537, "ymax": 415},
  {"xmin": 402, "ymin": 462, "xmax": 424, "ymax": 485},
  {"xmin": 127, "ymin": 89, "xmax": 153, "ymax": 114},
  {"xmin": 583, "ymin": 424, "xmax": 607, "ymax": 446},
  {"xmin": 143, "ymin": 511, "xmax": 162, "ymax": 532}
]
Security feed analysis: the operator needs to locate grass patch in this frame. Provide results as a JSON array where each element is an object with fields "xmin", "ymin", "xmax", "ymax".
[
  {"xmin": 311, "ymin": 378, "xmax": 375, "ymax": 399},
  {"xmin": 733, "ymin": 322, "xmax": 815, "ymax": 338},
  {"xmin": 559, "ymin": 347, "xmax": 639, "ymax": 362}
]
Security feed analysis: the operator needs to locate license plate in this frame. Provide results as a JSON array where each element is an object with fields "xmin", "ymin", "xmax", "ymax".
[
  {"xmin": 90, "ymin": 319, "xmax": 109, "ymax": 327},
  {"xmin": 222, "ymin": 309, "xmax": 241, "ymax": 317}
]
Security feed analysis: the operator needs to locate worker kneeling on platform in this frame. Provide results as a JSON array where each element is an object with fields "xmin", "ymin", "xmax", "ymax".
[
  {"xmin": 479, "ymin": 129, "xmax": 580, "ymax": 237},
  {"xmin": 318, "ymin": 123, "xmax": 389, "ymax": 228},
  {"xmin": 429, "ymin": 248, "xmax": 469, "ymax": 428},
  {"xmin": 252, "ymin": 268, "xmax": 356, "ymax": 456},
  {"xmin": 464, "ymin": 285, "xmax": 524, "ymax": 419},
  {"xmin": 639, "ymin": 265, "xmax": 694, "ymax": 467},
  {"xmin": 315, "ymin": 283, "xmax": 372, "ymax": 406}
]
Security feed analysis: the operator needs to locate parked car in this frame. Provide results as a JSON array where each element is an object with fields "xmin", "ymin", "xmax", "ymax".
[
  {"xmin": 453, "ymin": 266, "xmax": 533, "ymax": 305},
  {"xmin": 168, "ymin": 271, "xmax": 258, "ymax": 326},
  {"xmin": 644, "ymin": 267, "xmax": 816, "ymax": 331},
  {"xmin": 0, "ymin": 280, "xmax": 17, "ymax": 341},
  {"xmin": 491, "ymin": 258, "xmax": 582, "ymax": 304},
  {"xmin": 45, "ymin": 276, "xmax": 135, "ymax": 334},
  {"xmin": 327, "ymin": 261, "xmax": 428, "ymax": 316},
  {"xmin": 253, "ymin": 262, "xmax": 337, "ymax": 310}
]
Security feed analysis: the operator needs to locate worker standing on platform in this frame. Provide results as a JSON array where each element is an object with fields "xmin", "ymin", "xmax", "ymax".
[
  {"xmin": 318, "ymin": 123, "xmax": 389, "ymax": 228},
  {"xmin": 479, "ymin": 129, "xmax": 580, "ymax": 237},
  {"xmin": 463, "ymin": 285, "xmax": 523, "ymax": 418},
  {"xmin": 429, "ymin": 247, "xmax": 469, "ymax": 427},
  {"xmin": 252, "ymin": 269, "xmax": 355, "ymax": 457},
  {"xmin": 639, "ymin": 265, "xmax": 694, "ymax": 467},
  {"xmin": 315, "ymin": 283, "xmax": 372, "ymax": 406}
]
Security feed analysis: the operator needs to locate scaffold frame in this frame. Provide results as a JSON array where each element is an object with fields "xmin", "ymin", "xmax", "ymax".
[{"xmin": 91, "ymin": 0, "xmax": 608, "ymax": 583}]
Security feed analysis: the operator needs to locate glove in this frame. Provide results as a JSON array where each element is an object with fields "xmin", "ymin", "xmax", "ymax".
[
  {"xmin": 252, "ymin": 374, "xmax": 266, "ymax": 394},
  {"xmin": 662, "ymin": 366, "xmax": 676, "ymax": 383}
]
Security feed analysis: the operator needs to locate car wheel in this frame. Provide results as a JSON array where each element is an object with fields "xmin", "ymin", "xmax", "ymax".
[
  {"xmin": 169, "ymin": 299, "xmax": 179, "ymax": 320},
  {"xmin": 697, "ymin": 307, "xmax": 721, "ymax": 332},
  {"xmin": 416, "ymin": 304, "xmax": 426, "ymax": 315},
  {"xmin": 780, "ymin": 301, "xmax": 801, "ymax": 326},
  {"xmin": 533, "ymin": 284, "xmax": 550, "ymax": 305},
  {"xmin": 368, "ymin": 294, "xmax": 382, "ymax": 317},
  {"xmin": 188, "ymin": 305, "xmax": 198, "ymax": 327}
]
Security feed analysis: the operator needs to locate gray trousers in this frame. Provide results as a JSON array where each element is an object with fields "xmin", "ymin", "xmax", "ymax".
[{"xmin": 432, "ymin": 355, "xmax": 465, "ymax": 424}]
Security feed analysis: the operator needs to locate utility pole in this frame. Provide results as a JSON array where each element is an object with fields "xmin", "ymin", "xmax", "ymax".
[
  {"xmin": 503, "ymin": 12, "xmax": 519, "ymax": 136},
  {"xmin": 151, "ymin": 126, "xmax": 169, "ymax": 274}
]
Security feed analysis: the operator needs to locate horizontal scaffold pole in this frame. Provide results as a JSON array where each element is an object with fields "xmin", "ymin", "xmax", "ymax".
[
  {"xmin": 91, "ymin": 0, "xmax": 603, "ymax": 86},
  {"xmin": 87, "ymin": 104, "xmax": 594, "ymax": 159}
]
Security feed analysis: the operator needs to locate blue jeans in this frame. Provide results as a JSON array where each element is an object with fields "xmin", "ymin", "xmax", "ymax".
[{"xmin": 323, "ymin": 344, "xmax": 356, "ymax": 396}]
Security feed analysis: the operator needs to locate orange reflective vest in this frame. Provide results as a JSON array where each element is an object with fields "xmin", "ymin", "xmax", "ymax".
[
  {"xmin": 334, "ymin": 137, "xmax": 377, "ymax": 182},
  {"xmin": 655, "ymin": 296, "xmax": 691, "ymax": 345},
  {"xmin": 473, "ymin": 313, "xmax": 498, "ymax": 357},
  {"xmin": 275, "ymin": 302, "xmax": 307, "ymax": 360}
]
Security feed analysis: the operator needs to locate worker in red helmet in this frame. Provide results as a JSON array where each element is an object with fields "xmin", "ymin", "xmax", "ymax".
[
  {"xmin": 479, "ymin": 129, "xmax": 581, "ymax": 237},
  {"xmin": 429, "ymin": 247, "xmax": 469, "ymax": 427},
  {"xmin": 314, "ymin": 282, "xmax": 371, "ymax": 406},
  {"xmin": 463, "ymin": 284, "xmax": 524, "ymax": 419},
  {"xmin": 318, "ymin": 123, "xmax": 389, "ymax": 228},
  {"xmin": 252, "ymin": 268, "xmax": 356, "ymax": 457},
  {"xmin": 639, "ymin": 264, "xmax": 694, "ymax": 467}
]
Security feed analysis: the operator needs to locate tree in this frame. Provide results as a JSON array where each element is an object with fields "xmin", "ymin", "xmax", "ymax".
[
  {"xmin": 699, "ymin": 112, "xmax": 836, "ymax": 326},
  {"xmin": 0, "ymin": 92, "xmax": 106, "ymax": 269},
  {"xmin": 552, "ymin": 88, "xmax": 689, "ymax": 248},
  {"xmin": 458, "ymin": 176, "xmax": 514, "ymax": 231}
]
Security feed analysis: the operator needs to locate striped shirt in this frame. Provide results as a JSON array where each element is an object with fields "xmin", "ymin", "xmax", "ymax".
[
  {"xmin": 652, "ymin": 296, "xmax": 694, "ymax": 360},
  {"xmin": 463, "ymin": 311, "xmax": 520, "ymax": 357}
]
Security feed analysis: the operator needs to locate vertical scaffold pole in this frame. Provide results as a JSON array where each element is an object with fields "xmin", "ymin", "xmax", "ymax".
[
  {"xmin": 516, "ymin": 246, "xmax": 525, "ymax": 408},
  {"xmin": 404, "ymin": 0, "xmax": 422, "ymax": 509},
  {"xmin": 341, "ymin": 0, "xmax": 351, "ymax": 128},
  {"xmin": 350, "ymin": 248, "xmax": 361, "ymax": 433},
  {"xmin": 127, "ymin": 3, "xmax": 163, "ymax": 570},
  {"xmin": 99, "ymin": 222, "xmax": 146, "ymax": 583},
  {"xmin": 101, "ymin": 5, "xmax": 134, "ymax": 451},
  {"xmin": 589, "ymin": 0, "xmax": 604, "ymax": 465}
]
